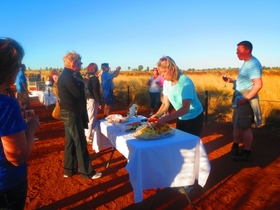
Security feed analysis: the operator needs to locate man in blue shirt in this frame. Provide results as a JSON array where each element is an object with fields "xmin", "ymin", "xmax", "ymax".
[
  {"xmin": 224, "ymin": 41, "xmax": 263, "ymax": 161},
  {"xmin": 101, "ymin": 63, "xmax": 121, "ymax": 117},
  {"xmin": 15, "ymin": 64, "xmax": 31, "ymax": 118}
]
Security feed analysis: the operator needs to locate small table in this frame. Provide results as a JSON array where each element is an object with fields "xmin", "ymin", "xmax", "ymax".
[
  {"xmin": 31, "ymin": 88, "xmax": 57, "ymax": 108},
  {"xmin": 93, "ymin": 117, "xmax": 211, "ymax": 203}
]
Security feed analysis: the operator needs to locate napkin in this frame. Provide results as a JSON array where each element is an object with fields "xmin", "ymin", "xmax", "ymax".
[{"xmin": 128, "ymin": 104, "xmax": 137, "ymax": 118}]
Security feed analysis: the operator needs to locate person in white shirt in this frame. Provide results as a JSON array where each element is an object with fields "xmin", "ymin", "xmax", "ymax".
[{"xmin": 147, "ymin": 67, "xmax": 163, "ymax": 116}]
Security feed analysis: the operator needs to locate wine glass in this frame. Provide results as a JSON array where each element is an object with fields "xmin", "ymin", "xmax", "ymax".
[
  {"xmin": 222, "ymin": 75, "xmax": 228, "ymax": 88},
  {"xmin": 126, "ymin": 109, "xmax": 131, "ymax": 120},
  {"xmin": 25, "ymin": 109, "xmax": 39, "ymax": 140},
  {"xmin": 25, "ymin": 109, "xmax": 35, "ymax": 120},
  {"xmin": 134, "ymin": 106, "xmax": 138, "ymax": 117}
]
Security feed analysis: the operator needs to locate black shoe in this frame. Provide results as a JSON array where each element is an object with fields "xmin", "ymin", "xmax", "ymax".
[
  {"xmin": 233, "ymin": 152, "xmax": 252, "ymax": 162},
  {"xmin": 231, "ymin": 144, "xmax": 239, "ymax": 156}
]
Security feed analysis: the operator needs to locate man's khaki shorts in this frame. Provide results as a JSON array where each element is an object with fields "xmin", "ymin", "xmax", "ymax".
[{"xmin": 232, "ymin": 103, "xmax": 254, "ymax": 129}]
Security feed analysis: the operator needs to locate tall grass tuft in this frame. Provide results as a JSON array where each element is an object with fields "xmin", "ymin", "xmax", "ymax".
[
  {"xmin": 113, "ymin": 71, "xmax": 280, "ymax": 125},
  {"xmin": 25, "ymin": 70, "xmax": 280, "ymax": 126}
]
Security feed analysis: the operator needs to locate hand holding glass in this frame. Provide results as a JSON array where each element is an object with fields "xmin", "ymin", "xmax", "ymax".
[
  {"xmin": 222, "ymin": 75, "xmax": 228, "ymax": 87},
  {"xmin": 222, "ymin": 75, "xmax": 228, "ymax": 82},
  {"xmin": 25, "ymin": 109, "xmax": 35, "ymax": 120},
  {"xmin": 25, "ymin": 109, "xmax": 40, "ymax": 140}
]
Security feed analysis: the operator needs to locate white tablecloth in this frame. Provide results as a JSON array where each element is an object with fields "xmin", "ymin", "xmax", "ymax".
[
  {"xmin": 31, "ymin": 89, "xmax": 56, "ymax": 107},
  {"xmin": 93, "ymin": 117, "xmax": 211, "ymax": 203}
]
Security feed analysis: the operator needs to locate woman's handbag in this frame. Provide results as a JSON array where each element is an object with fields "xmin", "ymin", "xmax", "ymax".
[{"xmin": 52, "ymin": 102, "xmax": 61, "ymax": 120}]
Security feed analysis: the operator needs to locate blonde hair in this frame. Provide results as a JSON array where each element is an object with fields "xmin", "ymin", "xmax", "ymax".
[
  {"xmin": 157, "ymin": 56, "xmax": 181, "ymax": 81},
  {"xmin": 63, "ymin": 51, "xmax": 81, "ymax": 69}
]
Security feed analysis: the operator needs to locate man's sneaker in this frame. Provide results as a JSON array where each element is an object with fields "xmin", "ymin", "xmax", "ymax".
[
  {"xmin": 233, "ymin": 152, "xmax": 252, "ymax": 162},
  {"xmin": 91, "ymin": 172, "xmax": 102, "ymax": 179},
  {"xmin": 231, "ymin": 144, "xmax": 239, "ymax": 156}
]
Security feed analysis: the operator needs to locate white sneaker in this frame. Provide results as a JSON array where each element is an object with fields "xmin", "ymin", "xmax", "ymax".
[{"xmin": 91, "ymin": 172, "xmax": 102, "ymax": 179}]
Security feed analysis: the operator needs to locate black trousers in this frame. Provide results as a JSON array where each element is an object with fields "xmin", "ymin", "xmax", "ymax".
[
  {"xmin": 176, "ymin": 111, "xmax": 204, "ymax": 137},
  {"xmin": 60, "ymin": 109, "xmax": 95, "ymax": 178},
  {"xmin": 0, "ymin": 178, "xmax": 27, "ymax": 210}
]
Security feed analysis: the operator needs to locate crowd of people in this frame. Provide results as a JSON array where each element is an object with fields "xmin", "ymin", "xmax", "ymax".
[{"xmin": 0, "ymin": 37, "xmax": 262, "ymax": 209}]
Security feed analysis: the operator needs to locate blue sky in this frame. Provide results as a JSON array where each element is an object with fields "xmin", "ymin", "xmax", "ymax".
[{"xmin": 2, "ymin": 0, "xmax": 280, "ymax": 70}]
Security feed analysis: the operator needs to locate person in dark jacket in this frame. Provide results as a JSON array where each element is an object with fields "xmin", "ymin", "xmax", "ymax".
[
  {"xmin": 57, "ymin": 51, "xmax": 102, "ymax": 179},
  {"xmin": 84, "ymin": 63, "xmax": 102, "ymax": 144}
]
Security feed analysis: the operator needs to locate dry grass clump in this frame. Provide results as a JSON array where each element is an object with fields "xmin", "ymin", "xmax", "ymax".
[
  {"xmin": 114, "ymin": 71, "xmax": 280, "ymax": 125},
  {"xmin": 25, "ymin": 69, "xmax": 280, "ymax": 126}
]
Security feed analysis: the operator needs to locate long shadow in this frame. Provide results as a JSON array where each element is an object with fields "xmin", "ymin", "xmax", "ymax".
[
  {"xmin": 122, "ymin": 122, "xmax": 280, "ymax": 209},
  {"xmin": 29, "ymin": 90, "xmax": 280, "ymax": 209},
  {"xmin": 37, "ymin": 172, "xmax": 130, "ymax": 210},
  {"xmin": 189, "ymin": 123, "xmax": 280, "ymax": 209}
]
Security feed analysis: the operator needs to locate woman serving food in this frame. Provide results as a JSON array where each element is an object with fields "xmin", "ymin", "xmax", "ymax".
[{"xmin": 149, "ymin": 56, "xmax": 204, "ymax": 137}]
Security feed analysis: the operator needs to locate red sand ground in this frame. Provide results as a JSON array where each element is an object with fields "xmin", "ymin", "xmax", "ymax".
[{"xmin": 24, "ymin": 97, "xmax": 280, "ymax": 210}]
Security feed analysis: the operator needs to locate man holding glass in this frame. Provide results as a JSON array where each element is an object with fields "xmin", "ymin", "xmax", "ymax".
[{"xmin": 223, "ymin": 41, "xmax": 263, "ymax": 161}]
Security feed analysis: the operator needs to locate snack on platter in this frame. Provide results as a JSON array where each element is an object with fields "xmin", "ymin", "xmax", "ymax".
[
  {"xmin": 124, "ymin": 122, "xmax": 142, "ymax": 131},
  {"xmin": 133, "ymin": 123, "xmax": 174, "ymax": 140},
  {"xmin": 147, "ymin": 116, "xmax": 159, "ymax": 128},
  {"xmin": 106, "ymin": 114, "xmax": 128, "ymax": 123}
]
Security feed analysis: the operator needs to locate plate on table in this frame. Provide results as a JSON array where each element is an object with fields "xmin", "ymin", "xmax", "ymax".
[
  {"xmin": 124, "ymin": 122, "xmax": 142, "ymax": 131},
  {"xmin": 105, "ymin": 114, "xmax": 128, "ymax": 124},
  {"xmin": 133, "ymin": 124, "xmax": 175, "ymax": 140}
]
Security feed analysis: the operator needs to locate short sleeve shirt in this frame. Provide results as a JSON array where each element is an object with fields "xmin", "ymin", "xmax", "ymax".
[
  {"xmin": 0, "ymin": 95, "xmax": 27, "ymax": 193},
  {"xmin": 236, "ymin": 56, "xmax": 262, "ymax": 91},
  {"xmin": 163, "ymin": 74, "xmax": 203, "ymax": 120},
  {"xmin": 15, "ymin": 70, "xmax": 27, "ymax": 92}
]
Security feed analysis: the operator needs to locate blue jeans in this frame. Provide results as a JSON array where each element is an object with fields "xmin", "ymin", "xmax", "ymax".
[
  {"xmin": 0, "ymin": 179, "xmax": 27, "ymax": 210},
  {"xmin": 149, "ymin": 92, "xmax": 161, "ymax": 109},
  {"xmin": 60, "ymin": 109, "xmax": 95, "ymax": 178}
]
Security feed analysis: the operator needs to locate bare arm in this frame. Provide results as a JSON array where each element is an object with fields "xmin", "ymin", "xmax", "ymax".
[
  {"xmin": 244, "ymin": 78, "xmax": 263, "ymax": 100},
  {"xmin": 238, "ymin": 77, "xmax": 263, "ymax": 105},
  {"xmin": 22, "ymin": 82, "xmax": 31, "ymax": 94},
  {"xmin": 113, "ymin": 66, "xmax": 121, "ymax": 77},
  {"xmin": 151, "ymin": 94, "xmax": 169, "ymax": 118},
  {"xmin": 157, "ymin": 99, "xmax": 191, "ymax": 126},
  {"xmin": 1, "ymin": 118, "xmax": 40, "ymax": 166}
]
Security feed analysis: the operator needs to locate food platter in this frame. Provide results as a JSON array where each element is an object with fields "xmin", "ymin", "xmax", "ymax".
[
  {"xmin": 124, "ymin": 122, "xmax": 142, "ymax": 131},
  {"xmin": 133, "ymin": 124, "xmax": 175, "ymax": 140},
  {"xmin": 105, "ymin": 114, "xmax": 128, "ymax": 124}
]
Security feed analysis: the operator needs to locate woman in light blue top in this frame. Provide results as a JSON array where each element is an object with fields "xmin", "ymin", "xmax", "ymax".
[{"xmin": 149, "ymin": 56, "xmax": 204, "ymax": 136}]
